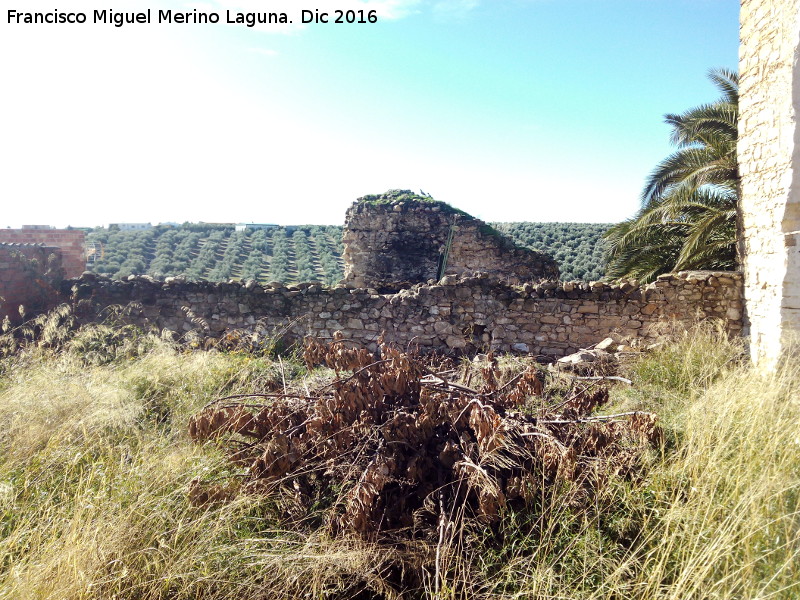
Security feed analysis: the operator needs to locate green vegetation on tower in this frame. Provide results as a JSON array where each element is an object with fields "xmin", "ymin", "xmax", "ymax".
[{"xmin": 357, "ymin": 189, "xmax": 471, "ymax": 218}]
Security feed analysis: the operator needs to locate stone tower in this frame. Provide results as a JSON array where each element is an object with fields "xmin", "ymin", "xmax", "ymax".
[
  {"xmin": 739, "ymin": 0, "xmax": 800, "ymax": 368},
  {"xmin": 341, "ymin": 190, "xmax": 559, "ymax": 289}
]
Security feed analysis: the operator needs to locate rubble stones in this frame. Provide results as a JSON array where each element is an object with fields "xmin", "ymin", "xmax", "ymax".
[
  {"xmin": 594, "ymin": 337, "xmax": 616, "ymax": 351},
  {"xmin": 558, "ymin": 351, "xmax": 598, "ymax": 365},
  {"xmin": 554, "ymin": 346, "xmax": 619, "ymax": 374}
]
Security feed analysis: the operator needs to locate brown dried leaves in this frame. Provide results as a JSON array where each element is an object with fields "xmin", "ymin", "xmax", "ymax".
[{"xmin": 188, "ymin": 338, "xmax": 660, "ymax": 536}]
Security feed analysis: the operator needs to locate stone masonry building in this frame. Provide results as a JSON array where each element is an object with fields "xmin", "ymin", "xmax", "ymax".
[
  {"xmin": 0, "ymin": 229, "xmax": 85, "ymax": 279},
  {"xmin": 739, "ymin": 0, "xmax": 800, "ymax": 368},
  {"xmin": 0, "ymin": 243, "xmax": 64, "ymax": 324}
]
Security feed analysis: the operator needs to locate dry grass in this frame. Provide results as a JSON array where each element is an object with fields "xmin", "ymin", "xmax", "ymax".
[
  {"xmin": 0, "ymin": 324, "xmax": 797, "ymax": 599},
  {"xmin": 492, "ymin": 327, "xmax": 800, "ymax": 600}
]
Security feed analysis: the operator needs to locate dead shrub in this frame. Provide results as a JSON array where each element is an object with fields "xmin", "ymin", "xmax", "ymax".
[{"xmin": 188, "ymin": 337, "xmax": 660, "ymax": 543}]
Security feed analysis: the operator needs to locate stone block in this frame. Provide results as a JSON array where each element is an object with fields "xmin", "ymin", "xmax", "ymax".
[
  {"xmin": 433, "ymin": 321, "xmax": 451, "ymax": 334},
  {"xmin": 577, "ymin": 304, "xmax": 599, "ymax": 314},
  {"xmin": 640, "ymin": 303, "xmax": 657, "ymax": 315},
  {"xmin": 445, "ymin": 335, "xmax": 467, "ymax": 349}
]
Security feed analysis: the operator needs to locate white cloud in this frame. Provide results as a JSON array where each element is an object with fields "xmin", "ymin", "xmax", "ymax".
[{"xmin": 432, "ymin": 0, "xmax": 480, "ymax": 20}]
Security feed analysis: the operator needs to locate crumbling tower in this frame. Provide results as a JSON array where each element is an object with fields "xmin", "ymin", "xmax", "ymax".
[{"xmin": 341, "ymin": 190, "xmax": 559, "ymax": 289}]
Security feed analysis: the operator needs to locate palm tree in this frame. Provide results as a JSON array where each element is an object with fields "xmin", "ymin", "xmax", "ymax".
[{"xmin": 604, "ymin": 68, "xmax": 739, "ymax": 283}]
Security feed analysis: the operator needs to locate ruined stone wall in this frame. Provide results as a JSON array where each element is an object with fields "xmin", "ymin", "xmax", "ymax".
[
  {"xmin": 739, "ymin": 0, "xmax": 800, "ymax": 368},
  {"xmin": 0, "ymin": 230, "xmax": 86, "ymax": 279},
  {"xmin": 64, "ymin": 270, "xmax": 743, "ymax": 358},
  {"xmin": 0, "ymin": 244, "xmax": 64, "ymax": 325},
  {"xmin": 342, "ymin": 194, "xmax": 559, "ymax": 289}
]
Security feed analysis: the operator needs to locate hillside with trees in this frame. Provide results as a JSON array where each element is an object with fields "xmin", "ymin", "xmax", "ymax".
[
  {"xmin": 87, "ymin": 225, "xmax": 346, "ymax": 286},
  {"xmin": 85, "ymin": 222, "xmax": 609, "ymax": 284},
  {"xmin": 494, "ymin": 222, "xmax": 609, "ymax": 281}
]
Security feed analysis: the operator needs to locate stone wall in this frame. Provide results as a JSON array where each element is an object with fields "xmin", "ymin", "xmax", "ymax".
[
  {"xmin": 0, "ymin": 230, "xmax": 86, "ymax": 278},
  {"xmin": 0, "ymin": 244, "xmax": 65, "ymax": 325},
  {"xmin": 64, "ymin": 270, "xmax": 743, "ymax": 357},
  {"xmin": 739, "ymin": 0, "xmax": 800, "ymax": 368},
  {"xmin": 341, "ymin": 192, "xmax": 559, "ymax": 289}
]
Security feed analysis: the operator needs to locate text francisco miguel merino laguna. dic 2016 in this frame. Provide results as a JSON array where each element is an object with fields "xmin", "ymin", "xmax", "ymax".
[{"xmin": 6, "ymin": 8, "xmax": 380, "ymax": 27}]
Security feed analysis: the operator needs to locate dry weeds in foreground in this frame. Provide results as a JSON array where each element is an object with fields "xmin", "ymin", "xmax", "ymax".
[{"xmin": 0, "ymin": 324, "xmax": 796, "ymax": 599}]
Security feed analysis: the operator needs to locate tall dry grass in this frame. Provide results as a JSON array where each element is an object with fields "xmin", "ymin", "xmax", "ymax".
[
  {"xmin": 627, "ymin": 349, "xmax": 800, "ymax": 599},
  {"xmin": 477, "ymin": 328, "xmax": 799, "ymax": 600},
  {"xmin": 0, "ymin": 324, "xmax": 797, "ymax": 599},
  {"xmin": 0, "ymin": 339, "xmax": 377, "ymax": 600}
]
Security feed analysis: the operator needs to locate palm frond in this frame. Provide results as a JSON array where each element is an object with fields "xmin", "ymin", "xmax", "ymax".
[
  {"xmin": 642, "ymin": 145, "xmax": 736, "ymax": 207},
  {"xmin": 605, "ymin": 68, "xmax": 740, "ymax": 282},
  {"xmin": 707, "ymin": 67, "xmax": 739, "ymax": 104},
  {"xmin": 665, "ymin": 103, "xmax": 737, "ymax": 148}
]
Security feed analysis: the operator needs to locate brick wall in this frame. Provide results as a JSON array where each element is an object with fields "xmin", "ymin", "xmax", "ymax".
[
  {"xmin": 0, "ymin": 230, "xmax": 86, "ymax": 278},
  {"xmin": 0, "ymin": 244, "xmax": 64, "ymax": 324}
]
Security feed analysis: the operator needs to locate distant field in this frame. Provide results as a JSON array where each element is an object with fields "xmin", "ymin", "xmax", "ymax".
[
  {"xmin": 493, "ymin": 222, "xmax": 609, "ymax": 281},
  {"xmin": 86, "ymin": 225, "xmax": 346, "ymax": 286},
  {"xmin": 86, "ymin": 222, "xmax": 610, "ymax": 284}
]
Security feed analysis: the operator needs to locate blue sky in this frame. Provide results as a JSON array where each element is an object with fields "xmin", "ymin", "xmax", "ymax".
[{"xmin": 1, "ymin": 0, "xmax": 739, "ymax": 227}]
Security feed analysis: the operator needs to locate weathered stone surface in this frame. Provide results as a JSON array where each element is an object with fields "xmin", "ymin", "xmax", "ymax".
[
  {"xmin": 594, "ymin": 337, "xmax": 615, "ymax": 351},
  {"xmin": 445, "ymin": 335, "xmax": 467, "ymax": 349},
  {"xmin": 341, "ymin": 191, "xmax": 559, "ymax": 289},
  {"xmin": 48, "ymin": 270, "xmax": 744, "ymax": 359},
  {"xmin": 739, "ymin": 0, "xmax": 800, "ymax": 369},
  {"xmin": 0, "ymin": 230, "xmax": 85, "ymax": 279},
  {"xmin": 577, "ymin": 304, "xmax": 599, "ymax": 314},
  {"xmin": 558, "ymin": 351, "xmax": 597, "ymax": 365},
  {"xmin": 433, "ymin": 321, "xmax": 452, "ymax": 334},
  {"xmin": 0, "ymin": 243, "xmax": 64, "ymax": 325}
]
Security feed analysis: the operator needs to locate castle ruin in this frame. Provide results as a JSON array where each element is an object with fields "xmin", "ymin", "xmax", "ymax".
[
  {"xmin": 3, "ymin": 0, "xmax": 800, "ymax": 365},
  {"xmin": 341, "ymin": 191, "xmax": 559, "ymax": 289}
]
